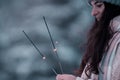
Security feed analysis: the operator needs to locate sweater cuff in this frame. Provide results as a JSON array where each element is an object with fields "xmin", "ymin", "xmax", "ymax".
[{"xmin": 76, "ymin": 77, "xmax": 84, "ymax": 80}]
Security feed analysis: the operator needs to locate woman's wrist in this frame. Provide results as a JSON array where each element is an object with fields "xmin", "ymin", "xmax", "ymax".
[{"xmin": 76, "ymin": 77, "xmax": 84, "ymax": 80}]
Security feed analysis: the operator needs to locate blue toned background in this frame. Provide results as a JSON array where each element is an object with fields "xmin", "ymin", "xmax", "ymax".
[{"xmin": 0, "ymin": 0, "xmax": 94, "ymax": 80}]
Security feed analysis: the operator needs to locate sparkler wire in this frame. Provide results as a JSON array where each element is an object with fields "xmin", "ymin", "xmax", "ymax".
[
  {"xmin": 43, "ymin": 16, "xmax": 64, "ymax": 74},
  {"xmin": 22, "ymin": 30, "xmax": 57, "ymax": 75}
]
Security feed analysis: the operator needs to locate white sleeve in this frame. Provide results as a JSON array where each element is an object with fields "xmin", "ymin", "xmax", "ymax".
[
  {"xmin": 76, "ymin": 77, "xmax": 93, "ymax": 80},
  {"xmin": 76, "ymin": 77, "xmax": 84, "ymax": 80},
  {"xmin": 111, "ymin": 42, "xmax": 120, "ymax": 80}
]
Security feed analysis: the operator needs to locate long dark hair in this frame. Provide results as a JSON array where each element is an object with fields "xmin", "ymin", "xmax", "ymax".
[{"xmin": 76, "ymin": 2, "xmax": 120, "ymax": 77}]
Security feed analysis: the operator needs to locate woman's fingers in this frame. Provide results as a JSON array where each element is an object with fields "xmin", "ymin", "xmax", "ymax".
[
  {"xmin": 56, "ymin": 74, "xmax": 62, "ymax": 80},
  {"xmin": 56, "ymin": 74, "xmax": 76, "ymax": 80}
]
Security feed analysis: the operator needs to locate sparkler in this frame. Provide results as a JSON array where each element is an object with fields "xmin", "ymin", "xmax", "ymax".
[
  {"xmin": 43, "ymin": 16, "xmax": 64, "ymax": 74},
  {"xmin": 22, "ymin": 30, "xmax": 57, "ymax": 75}
]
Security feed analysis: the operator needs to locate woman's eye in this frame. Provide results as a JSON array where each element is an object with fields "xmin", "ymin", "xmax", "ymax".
[
  {"xmin": 96, "ymin": 4, "xmax": 102, "ymax": 7},
  {"xmin": 96, "ymin": 4, "xmax": 103, "ymax": 7}
]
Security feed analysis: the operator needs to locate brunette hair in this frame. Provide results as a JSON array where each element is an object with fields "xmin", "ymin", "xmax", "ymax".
[{"xmin": 76, "ymin": 2, "xmax": 120, "ymax": 77}]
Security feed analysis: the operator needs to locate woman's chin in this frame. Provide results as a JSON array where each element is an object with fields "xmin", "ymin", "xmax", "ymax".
[{"xmin": 96, "ymin": 18, "xmax": 100, "ymax": 21}]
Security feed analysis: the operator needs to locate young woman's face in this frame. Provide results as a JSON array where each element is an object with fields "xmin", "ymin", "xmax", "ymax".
[{"xmin": 91, "ymin": 1, "xmax": 105, "ymax": 21}]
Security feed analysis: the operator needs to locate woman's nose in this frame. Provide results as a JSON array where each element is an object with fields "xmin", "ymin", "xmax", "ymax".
[{"xmin": 91, "ymin": 9, "xmax": 98, "ymax": 16}]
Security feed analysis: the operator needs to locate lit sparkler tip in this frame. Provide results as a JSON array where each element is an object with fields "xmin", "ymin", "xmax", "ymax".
[
  {"xmin": 42, "ymin": 56, "xmax": 46, "ymax": 60},
  {"xmin": 55, "ymin": 41, "xmax": 58, "ymax": 44},
  {"xmin": 53, "ymin": 48, "xmax": 57, "ymax": 52}
]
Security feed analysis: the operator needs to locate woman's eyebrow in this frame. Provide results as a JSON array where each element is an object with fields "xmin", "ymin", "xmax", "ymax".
[{"xmin": 94, "ymin": 1, "xmax": 102, "ymax": 4}]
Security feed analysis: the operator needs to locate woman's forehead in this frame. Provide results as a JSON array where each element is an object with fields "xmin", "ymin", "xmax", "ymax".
[
  {"xmin": 88, "ymin": 0, "xmax": 103, "ymax": 3},
  {"xmin": 88, "ymin": 0, "xmax": 103, "ymax": 5},
  {"xmin": 88, "ymin": 0, "xmax": 103, "ymax": 2}
]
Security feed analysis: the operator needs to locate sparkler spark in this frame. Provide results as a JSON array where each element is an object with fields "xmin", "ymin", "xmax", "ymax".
[
  {"xmin": 43, "ymin": 16, "xmax": 64, "ymax": 74},
  {"xmin": 42, "ymin": 56, "xmax": 46, "ymax": 60},
  {"xmin": 22, "ymin": 30, "xmax": 57, "ymax": 75},
  {"xmin": 53, "ymin": 48, "xmax": 57, "ymax": 52},
  {"xmin": 55, "ymin": 41, "xmax": 58, "ymax": 44}
]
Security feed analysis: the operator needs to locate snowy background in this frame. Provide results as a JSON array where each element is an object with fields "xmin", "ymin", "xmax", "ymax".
[{"xmin": 0, "ymin": 0, "xmax": 94, "ymax": 80}]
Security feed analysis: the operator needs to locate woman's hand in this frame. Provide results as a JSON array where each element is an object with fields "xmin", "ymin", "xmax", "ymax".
[{"xmin": 56, "ymin": 74, "xmax": 76, "ymax": 80}]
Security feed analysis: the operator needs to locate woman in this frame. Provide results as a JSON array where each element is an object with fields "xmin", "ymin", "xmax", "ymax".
[{"xmin": 56, "ymin": 0, "xmax": 120, "ymax": 80}]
